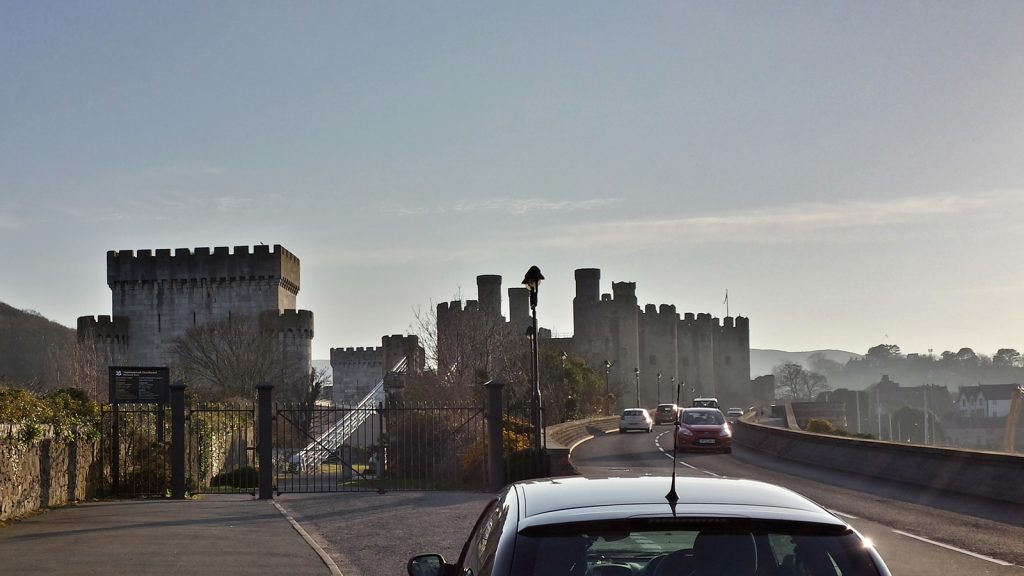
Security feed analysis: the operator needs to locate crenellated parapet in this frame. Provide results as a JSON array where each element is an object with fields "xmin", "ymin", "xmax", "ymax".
[
  {"xmin": 76, "ymin": 315, "xmax": 130, "ymax": 340},
  {"xmin": 611, "ymin": 281, "xmax": 637, "ymax": 303},
  {"xmin": 261, "ymin": 309, "xmax": 314, "ymax": 339},
  {"xmin": 382, "ymin": 334, "xmax": 425, "ymax": 374},
  {"xmin": 106, "ymin": 244, "xmax": 301, "ymax": 295}
]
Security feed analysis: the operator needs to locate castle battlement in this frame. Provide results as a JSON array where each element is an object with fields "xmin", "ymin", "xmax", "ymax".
[
  {"xmin": 262, "ymin": 309, "xmax": 314, "ymax": 337},
  {"xmin": 107, "ymin": 244, "xmax": 300, "ymax": 294},
  {"xmin": 611, "ymin": 281, "xmax": 637, "ymax": 299},
  {"xmin": 330, "ymin": 346, "xmax": 384, "ymax": 365},
  {"xmin": 76, "ymin": 315, "xmax": 129, "ymax": 338}
]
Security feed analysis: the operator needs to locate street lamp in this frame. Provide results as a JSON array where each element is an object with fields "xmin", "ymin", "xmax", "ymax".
[
  {"xmin": 522, "ymin": 265, "xmax": 544, "ymax": 465},
  {"xmin": 657, "ymin": 372, "xmax": 662, "ymax": 403},
  {"xmin": 603, "ymin": 360, "xmax": 613, "ymax": 414},
  {"xmin": 634, "ymin": 367, "xmax": 640, "ymax": 408}
]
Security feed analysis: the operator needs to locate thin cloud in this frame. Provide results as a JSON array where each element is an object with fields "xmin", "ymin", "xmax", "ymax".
[
  {"xmin": 383, "ymin": 197, "xmax": 618, "ymax": 216},
  {"xmin": 0, "ymin": 213, "xmax": 23, "ymax": 230},
  {"xmin": 538, "ymin": 190, "xmax": 1024, "ymax": 250}
]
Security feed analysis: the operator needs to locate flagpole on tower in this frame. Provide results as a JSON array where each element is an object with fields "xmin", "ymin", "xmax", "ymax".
[{"xmin": 724, "ymin": 289, "xmax": 729, "ymax": 317}]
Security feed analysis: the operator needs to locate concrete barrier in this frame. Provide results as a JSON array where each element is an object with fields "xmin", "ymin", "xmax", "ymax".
[
  {"xmin": 734, "ymin": 417, "xmax": 1024, "ymax": 504},
  {"xmin": 544, "ymin": 416, "xmax": 620, "ymax": 475}
]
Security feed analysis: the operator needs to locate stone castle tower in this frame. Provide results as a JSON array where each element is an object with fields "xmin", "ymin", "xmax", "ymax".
[
  {"xmin": 436, "ymin": 269, "xmax": 750, "ymax": 410},
  {"xmin": 329, "ymin": 334, "xmax": 425, "ymax": 404},
  {"xmin": 77, "ymin": 244, "xmax": 314, "ymax": 398}
]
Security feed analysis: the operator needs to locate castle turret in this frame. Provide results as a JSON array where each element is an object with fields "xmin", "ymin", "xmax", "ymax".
[
  {"xmin": 476, "ymin": 275, "xmax": 502, "ymax": 318},
  {"xmin": 508, "ymin": 287, "xmax": 530, "ymax": 333}
]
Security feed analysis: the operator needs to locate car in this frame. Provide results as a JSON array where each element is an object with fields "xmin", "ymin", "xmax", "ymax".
[
  {"xmin": 619, "ymin": 408, "xmax": 653, "ymax": 433},
  {"xmin": 654, "ymin": 403, "xmax": 681, "ymax": 425},
  {"xmin": 407, "ymin": 475, "xmax": 892, "ymax": 576},
  {"xmin": 691, "ymin": 397, "xmax": 719, "ymax": 409},
  {"xmin": 676, "ymin": 407, "xmax": 732, "ymax": 453},
  {"xmin": 726, "ymin": 407, "xmax": 745, "ymax": 421}
]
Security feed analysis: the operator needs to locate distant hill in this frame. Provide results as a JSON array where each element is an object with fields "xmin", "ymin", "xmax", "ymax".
[
  {"xmin": 0, "ymin": 302, "xmax": 76, "ymax": 385},
  {"xmin": 750, "ymin": 349, "xmax": 862, "ymax": 378}
]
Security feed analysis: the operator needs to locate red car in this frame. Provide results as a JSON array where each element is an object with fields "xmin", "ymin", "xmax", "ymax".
[{"xmin": 675, "ymin": 407, "xmax": 732, "ymax": 453}]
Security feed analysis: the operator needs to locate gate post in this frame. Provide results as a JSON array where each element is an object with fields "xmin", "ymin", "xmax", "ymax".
[
  {"xmin": 484, "ymin": 379, "xmax": 506, "ymax": 492},
  {"xmin": 170, "ymin": 382, "xmax": 187, "ymax": 499},
  {"xmin": 256, "ymin": 383, "xmax": 274, "ymax": 500}
]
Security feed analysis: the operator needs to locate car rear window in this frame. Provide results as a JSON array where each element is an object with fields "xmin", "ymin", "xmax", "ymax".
[{"xmin": 513, "ymin": 520, "xmax": 882, "ymax": 576}]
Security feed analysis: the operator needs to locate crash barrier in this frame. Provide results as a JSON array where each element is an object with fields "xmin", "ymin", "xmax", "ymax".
[
  {"xmin": 544, "ymin": 416, "xmax": 620, "ymax": 475},
  {"xmin": 733, "ymin": 417, "xmax": 1024, "ymax": 505}
]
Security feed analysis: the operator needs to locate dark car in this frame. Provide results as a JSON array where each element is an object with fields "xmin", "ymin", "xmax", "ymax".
[
  {"xmin": 654, "ymin": 403, "xmax": 681, "ymax": 424},
  {"xmin": 676, "ymin": 407, "xmax": 732, "ymax": 453},
  {"xmin": 407, "ymin": 476, "xmax": 891, "ymax": 576}
]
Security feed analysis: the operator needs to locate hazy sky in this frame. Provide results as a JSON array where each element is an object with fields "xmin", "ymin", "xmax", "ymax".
[{"xmin": 3, "ymin": 2, "xmax": 1024, "ymax": 361}]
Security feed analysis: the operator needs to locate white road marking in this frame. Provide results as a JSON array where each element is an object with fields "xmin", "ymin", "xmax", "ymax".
[{"xmin": 892, "ymin": 529, "xmax": 1014, "ymax": 566}]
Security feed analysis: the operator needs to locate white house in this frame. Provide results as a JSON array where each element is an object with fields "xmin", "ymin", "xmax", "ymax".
[{"xmin": 956, "ymin": 384, "xmax": 1021, "ymax": 418}]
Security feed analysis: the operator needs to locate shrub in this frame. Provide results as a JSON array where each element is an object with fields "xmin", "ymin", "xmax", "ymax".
[
  {"xmin": 806, "ymin": 418, "xmax": 837, "ymax": 434},
  {"xmin": 0, "ymin": 386, "xmax": 101, "ymax": 443}
]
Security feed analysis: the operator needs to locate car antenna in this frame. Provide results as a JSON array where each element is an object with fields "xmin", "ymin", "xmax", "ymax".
[
  {"xmin": 666, "ymin": 380, "xmax": 682, "ymax": 513},
  {"xmin": 665, "ymin": 416, "xmax": 680, "ymax": 514}
]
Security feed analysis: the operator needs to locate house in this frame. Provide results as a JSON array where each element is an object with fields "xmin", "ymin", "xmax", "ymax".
[{"xmin": 956, "ymin": 384, "xmax": 1021, "ymax": 418}]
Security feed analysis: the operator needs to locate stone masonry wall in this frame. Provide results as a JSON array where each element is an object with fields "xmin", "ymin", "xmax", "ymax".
[{"xmin": 0, "ymin": 424, "xmax": 99, "ymax": 523}]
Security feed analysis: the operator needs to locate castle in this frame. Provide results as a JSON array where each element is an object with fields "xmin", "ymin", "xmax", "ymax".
[
  {"xmin": 329, "ymin": 334, "xmax": 425, "ymax": 404},
  {"xmin": 78, "ymin": 245, "xmax": 314, "ymax": 399},
  {"xmin": 436, "ymin": 269, "xmax": 751, "ymax": 410}
]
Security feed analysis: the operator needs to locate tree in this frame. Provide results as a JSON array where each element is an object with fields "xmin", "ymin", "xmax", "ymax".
[
  {"xmin": 954, "ymin": 347, "xmax": 979, "ymax": 366},
  {"xmin": 865, "ymin": 344, "xmax": 901, "ymax": 363},
  {"xmin": 773, "ymin": 362, "xmax": 830, "ymax": 402},
  {"xmin": 807, "ymin": 352, "xmax": 842, "ymax": 380},
  {"xmin": 170, "ymin": 314, "xmax": 303, "ymax": 403},
  {"xmin": 292, "ymin": 366, "xmax": 329, "ymax": 441},
  {"xmin": 993, "ymin": 348, "xmax": 1023, "ymax": 368}
]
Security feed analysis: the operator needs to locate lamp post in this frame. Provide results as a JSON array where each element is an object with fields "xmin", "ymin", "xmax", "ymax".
[
  {"xmin": 657, "ymin": 372, "xmax": 662, "ymax": 403},
  {"xmin": 522, "ymin": 265, "xmax": 544, "ymax": 465},
  {"xmin": 634, "ymin": 367, "xmax": 640, "ymax": 408},
  {"xmin": 603, "ymin": 360, "xmax": 613, "ymax": 413}
]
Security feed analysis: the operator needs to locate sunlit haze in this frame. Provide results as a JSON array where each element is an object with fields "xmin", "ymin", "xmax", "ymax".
[{"xmin": 3, "ymin": 2, "xmax": 1023, "ymax": 361}]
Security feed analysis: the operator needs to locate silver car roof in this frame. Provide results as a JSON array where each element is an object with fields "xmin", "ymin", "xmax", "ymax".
[{"xmin": 513, "ymin": 476, "xmax": 845, "ymax": 529}]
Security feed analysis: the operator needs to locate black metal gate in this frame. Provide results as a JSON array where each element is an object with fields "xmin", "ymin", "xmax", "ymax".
[
  {"xmin": 100, "ymin": 403, "xmax": 170, "ymax": 497},
  {"xmin": 101, "ymin": 402, "xmax": 256, "ymax": 497},
  {"xmin": 273, "ymin": 401, "xmax": 487, "ymax": 493},
  {"xmin": 185, "ymin": 403, "xmax": 256, "ymax": 494}
]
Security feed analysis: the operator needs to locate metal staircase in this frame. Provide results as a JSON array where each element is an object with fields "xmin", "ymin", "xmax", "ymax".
[{"xmin": 294, "ymin": 357, "xmax": 407, "ymax": 473}]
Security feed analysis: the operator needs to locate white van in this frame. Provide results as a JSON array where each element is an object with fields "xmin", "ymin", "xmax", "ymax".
[{"xmin": 691, "ymin": 397, "xmax": 719, "ymax": 409}]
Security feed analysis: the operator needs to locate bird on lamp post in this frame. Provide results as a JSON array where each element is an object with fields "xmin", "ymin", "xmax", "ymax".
[{"xmin": 522, "ymin": 265, "xmax": 544, "ymax": 466}]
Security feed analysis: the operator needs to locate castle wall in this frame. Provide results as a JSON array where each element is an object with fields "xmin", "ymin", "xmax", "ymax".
[
  {"xmin": 330, "ymin": 346, "xmax": 384, "ymax": 405},
  {"xmin": 713, "ymin": 316, "xmax": 751, "ymax": 410},
  {"xmin": 639, "ymin": 304, "xmax": 679, "ymax": 406},
  {"xmin": 434, "ymin": 268, "xmax": 751, "ymax": 413}
]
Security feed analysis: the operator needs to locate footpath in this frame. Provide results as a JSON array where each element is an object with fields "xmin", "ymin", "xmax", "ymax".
[{"xmin": 0, "ymin": 494, "xmax": 334, "ymax": 576}]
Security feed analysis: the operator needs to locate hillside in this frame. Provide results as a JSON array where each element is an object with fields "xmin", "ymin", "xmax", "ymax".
[
  {"xmin": 0, "ymin": 302, "xmax": 76, "ymax": 385},
  {"xmin": 750, "ymin": 348, "xmax": 862, "ymax": 378}
]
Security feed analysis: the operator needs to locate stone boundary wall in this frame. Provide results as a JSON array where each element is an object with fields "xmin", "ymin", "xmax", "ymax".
[
  {"xmin": 544, "ymin": 416, "xmax": 620, "ymax": 475},
  {"xmin": 0, "ymin": 424, "xmax": 99, "ymax": 523},
  {"xmin": 733, "ymin": 418, "xmax": 1024, "ymax": 505}
]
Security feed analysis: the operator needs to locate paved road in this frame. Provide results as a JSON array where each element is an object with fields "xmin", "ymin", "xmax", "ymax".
[{"xmin": 572, "ymin": 425, "xmax": 1024, "ymax": 574}]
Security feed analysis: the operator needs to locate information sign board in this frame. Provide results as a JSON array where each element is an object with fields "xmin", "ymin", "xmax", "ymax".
[{"xmin": 109, "ymin": 366, "xmax": 170, "ymax": 404}]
